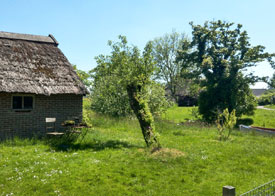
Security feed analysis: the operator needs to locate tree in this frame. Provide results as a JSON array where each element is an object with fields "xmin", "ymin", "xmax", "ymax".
[
  {"xmin": 72, "ymin": 65, "xmax": 92, "ymax": 92},
  {"xmin": 177, "ymin": 20, "xmax": 275, "ymax": 122},
  {"xmin": 268, "ymin": 73, "xmax": 275, "ymax": 89},
  {"xmin": 90, "ymin": 72, "xmax": 170, "ymax": 117},
  {"xmin": 93, "ymin": 36, "xmax": 160, "ymax": 147},
  {"xmin": 151, "ymin": 31, "xmax": 195, "ymax": 102}
]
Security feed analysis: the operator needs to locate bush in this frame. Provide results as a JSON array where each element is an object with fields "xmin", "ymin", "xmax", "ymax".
[
  {"xmin": 91, "ymin": 80, "xmax": 172, "ymax": 117},
  {"xmin": 216, "ymin": 109, "xmax": 236, "ymax": 141},
  {"xmin": 258, "ymin": 92, "xmax": 275, "ymax": 105}
]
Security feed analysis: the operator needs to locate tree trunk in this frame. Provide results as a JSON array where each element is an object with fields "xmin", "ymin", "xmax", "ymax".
[{"xmin": 126, "ymin": 84, "xmax": 160, "ymax": 147}]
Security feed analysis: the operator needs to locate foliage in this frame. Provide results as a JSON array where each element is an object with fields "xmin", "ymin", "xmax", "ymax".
[
  {"xmin": 90, "ymin": 76, "xmax": 171, "ymax": 117},
  {"xmin": 90, "ymin": 72, "xmax": 132, "ymax": 116},
  {"xmin": 151, "ymin": 31, "xmax": 200, "ymax": 103},
  {"xmin": 268, "ymin": 73, "xmax": 275, "ymax": 89},
  {"xmin": 215, "ymin": 108, "xmax": 236, "ymax": 141},
  {"xmin": 92, "ymin": 35, "xmax": 160, "ymax": 147},
  {"xmin": 72, "ymin": 65, "xmax": 92, "ymax": 92},
  {"xmin": 177, "ymin": 20, "xmax": 274, "ymax": 122},
  {"xmin": 257, "ymin": 91, "xmax": 275, "ymax": 105},
  {"xmin": 1, "ymin": 104, "xmax": 275, "ymax": 195}
]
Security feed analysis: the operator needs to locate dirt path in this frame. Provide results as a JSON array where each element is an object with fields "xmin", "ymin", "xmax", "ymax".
[{"xmin": 257, "ymin": 106, "xmax": 275, "ymax": 111}]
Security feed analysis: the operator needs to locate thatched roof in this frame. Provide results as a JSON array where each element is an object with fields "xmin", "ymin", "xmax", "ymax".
[{"xmin": 0, "ymin": 31, "xmax": 88, "ymax": 95}]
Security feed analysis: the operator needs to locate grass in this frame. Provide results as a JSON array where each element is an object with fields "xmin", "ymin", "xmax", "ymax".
[
  {"xmin": 1, "ymin": 101, "xmax": 275, "ymax": 195},
  {"xmin": 162, "ymin": 105, "xmax": 200, "ymax": 123},
  {"xmin": 241, "ymin": 107, "xmax": 275, "ymax": 128},
  {"xmin": 265, "ymin": 104, "xmax": 275, "ymax": 109}
]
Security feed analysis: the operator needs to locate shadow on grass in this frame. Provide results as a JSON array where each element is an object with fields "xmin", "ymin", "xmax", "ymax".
[
  {"xmin": 48, "ymin": 139, "xmax": 139, "ymax": 152},
  {"xmin": 236, "ymin": 118, "xmax": 254, "ymax": 127}
]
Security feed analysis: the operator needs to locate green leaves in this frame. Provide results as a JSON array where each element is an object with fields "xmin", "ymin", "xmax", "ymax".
[
  {"xmin": 151, "ymin": 31, "xmax": 197, "ymax": 102},
  {"xmin": 216, "ymin": 108, "xmax": 237, "ymax": 141},
  {"xmin": 91, "ymin": 36, "xmax": 170, "ymax": 117},
  {"xmin": 178, "ymin": 20, "xmax": 274, "ymax": 122}
]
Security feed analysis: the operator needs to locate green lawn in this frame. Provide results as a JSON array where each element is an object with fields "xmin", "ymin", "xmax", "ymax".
[
  {"xmin": 162, "ymin": 105, "xmax": 199, "ymax": 123},
  {"xmin": 265, "ymin": 104, "xmax": 275, "ymax": 109},
  {"xmin": 241, "ymin": 107, "xmax": 275, "ymax": 128},
  {"xmin": 1, "ymin": 103, "xmax": 275, "ymax": 195}
]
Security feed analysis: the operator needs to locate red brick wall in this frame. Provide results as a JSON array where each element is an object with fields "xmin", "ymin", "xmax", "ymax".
[{"xmin": 0, "ymin": 93, "xmax": 83, "ymax": 139}]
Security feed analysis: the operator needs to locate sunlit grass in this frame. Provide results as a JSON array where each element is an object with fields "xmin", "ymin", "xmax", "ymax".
[
  {"xmin": 241, "ymin": 108, "xmax": 275, "ymax": 128},
  {"xmin": 265, "ymin": 104, "xmax": 275, "ymax": 109},
  {"xmin": 1, "ymin": 101, "xmax": 275, "ymax": 195}
]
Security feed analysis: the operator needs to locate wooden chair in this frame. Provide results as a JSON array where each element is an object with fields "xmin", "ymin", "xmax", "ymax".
[
  {"xmin": 46, "ymin": 118, "xmax": 56, "ymax": 132},
  {"xmin": 46, "ymin": 118, "xmax": 64, "ymax": 136}
]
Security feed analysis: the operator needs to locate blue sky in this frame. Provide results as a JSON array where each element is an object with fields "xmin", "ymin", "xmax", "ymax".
[{"xmin": 1, "ymin": 0, "xmax": 275, "ymax": 88}]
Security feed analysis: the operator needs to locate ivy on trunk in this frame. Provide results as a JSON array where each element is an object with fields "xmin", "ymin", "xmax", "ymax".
[{"xmin": 93, "ymin": 36, "xmax": 160, "ymax": 147}]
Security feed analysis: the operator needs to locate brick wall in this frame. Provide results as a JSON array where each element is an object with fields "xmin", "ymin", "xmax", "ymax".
[{"xmin": 0, "ymin": 93, "xmax": 83, "ymax": 139}]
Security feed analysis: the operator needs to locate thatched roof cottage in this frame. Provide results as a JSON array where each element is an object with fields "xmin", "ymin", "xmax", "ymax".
[{"xmin": 0, "ymin": 31, "xmax": 88, "ymax": 139}]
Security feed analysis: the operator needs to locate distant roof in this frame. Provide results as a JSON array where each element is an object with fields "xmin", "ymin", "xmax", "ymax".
[
  {"xmin": 0, "ymin": 31, "xmax": 88, "ymax": 95},
  {"xmin": 251, "ymin": 89, "xmax": 267, "ymax": 97}
]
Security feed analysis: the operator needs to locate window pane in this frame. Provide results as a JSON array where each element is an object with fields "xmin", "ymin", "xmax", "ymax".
[
  {"xmin": 24, "ymin": 96, "xmax": 33, "ymax": 109},
  {"xmin": 13, "ymin": 96, "xmax": 22, "ymax": 109}
]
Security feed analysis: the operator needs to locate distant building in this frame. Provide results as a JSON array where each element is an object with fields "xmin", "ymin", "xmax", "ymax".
[
  {"xmin": 0, "ymin": 31, "xmax": 88, "ymax": 139},
  {"xmin": 251, "ymin": 89, "xmax": 267, "ymax": 97}
]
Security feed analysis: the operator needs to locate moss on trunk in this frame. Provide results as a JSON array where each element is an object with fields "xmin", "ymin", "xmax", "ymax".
[{"xmin": 126, "ymin": 84, "xmax": 160, "ymax": 147}]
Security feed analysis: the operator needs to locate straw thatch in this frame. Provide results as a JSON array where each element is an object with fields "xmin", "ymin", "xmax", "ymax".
[{"xmin": 0, "ymin": 31, "xmax": 88, "ymax": 95}]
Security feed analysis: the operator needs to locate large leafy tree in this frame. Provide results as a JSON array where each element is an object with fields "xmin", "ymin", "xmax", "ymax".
[
  {"xmin": 93, "ymin": 36, "xmax": 160, "ymax": 147},
  {"xmin": 177, "ymin": 20, "xmax": 275, "ymax": 122}
]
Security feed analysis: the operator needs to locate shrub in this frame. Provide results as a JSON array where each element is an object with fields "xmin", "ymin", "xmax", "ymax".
[
  {"xmin": 216, "ymin": 108, "xmax": 237, "ymax": 141},
  {"xmin": 91, "ymin": 80, "xmax": 171, "ymax": 117},
  {"xmin": 258, "ymin": 92, "xmax": 275, "ymax": 105}
]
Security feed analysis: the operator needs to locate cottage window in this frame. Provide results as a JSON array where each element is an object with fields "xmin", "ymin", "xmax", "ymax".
[{"xmin": 12, "ymin": 96, "xmax": 34, "ymax": 110}]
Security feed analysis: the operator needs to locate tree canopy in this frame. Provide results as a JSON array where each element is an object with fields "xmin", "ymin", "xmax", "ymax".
[
  {"xmin": 92, "ymin": 36, "xmax": 160, "ymax": 147},
  {"xmin": 177, "ymin": 20, "xmax": 275, "ymax": 122},
  {"xmin": 151, "ymin": 31, "xmax": 191, "ymax": 102},
  {"xmin": 72, "ymin": 65, "xmax": 92, "ymax": 92}
]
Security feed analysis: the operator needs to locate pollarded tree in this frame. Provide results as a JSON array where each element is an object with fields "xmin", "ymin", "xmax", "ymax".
[
  {"xmin": 177, "ymin": 20, "xmax": 275, "ymax": 122},
  {"xmin": 93, "ymin": 36, "xmax": 160, "ymax": 147}
]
